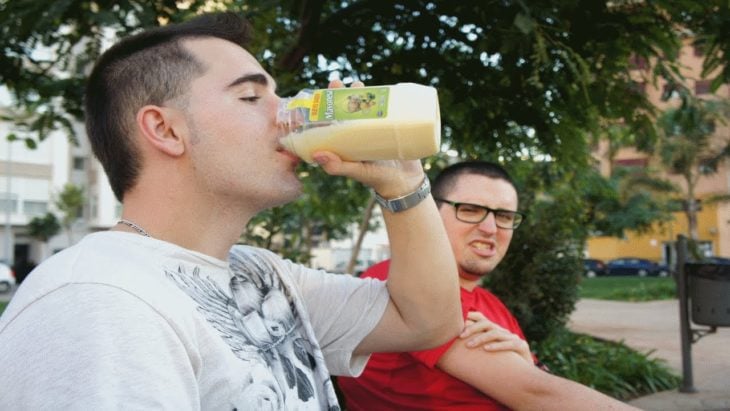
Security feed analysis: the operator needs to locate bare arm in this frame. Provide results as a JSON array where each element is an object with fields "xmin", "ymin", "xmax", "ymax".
[
  {"xmin": 315, "ymin": 138, "xmax": 460, "ymax": 354},
  {"xmin": 437, "ymin": 337, "xmax": 639, "ymax": 411},
  {"xmin": 318, "ymin": 153, "xmax": 461, "ymax": 354}
]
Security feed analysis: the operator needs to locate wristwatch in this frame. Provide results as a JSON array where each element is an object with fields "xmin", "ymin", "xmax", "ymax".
[{"xmin": 374, "ymin": 176, "xmax": 431, "ymax": 213}]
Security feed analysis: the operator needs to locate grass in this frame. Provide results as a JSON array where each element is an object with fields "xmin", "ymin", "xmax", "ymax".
[
  {"xmin": 0, "ymin": 301, "xmax": 6, "ymax": 315},
  {"xmin": 536, "ymin": 329, "xmax": 680, "ymax": 401},
  {"xmin": 578, "ymin": 276, "xmax": 677, "ymax": 301}
]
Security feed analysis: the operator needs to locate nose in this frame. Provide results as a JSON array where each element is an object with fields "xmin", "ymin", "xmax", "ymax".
[{"xmin": 476, "ymin": 211, "xmax": 498, "ymax": 234}]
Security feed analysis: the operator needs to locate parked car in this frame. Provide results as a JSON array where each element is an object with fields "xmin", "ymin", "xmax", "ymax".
[
  {"xmin": 703, "ymin": 256, "xmax": 730, "ymax": 265},
  {"xmin": 606, "ymin": 258, "xmax": 669, "ymax": 277},
  {"xmin": 583, "ymin": 259, "xmax": 607, "ymax": 278},
  {"xmin": 0, "ymin": 261, "xmax": 16, "ymax": 293}
]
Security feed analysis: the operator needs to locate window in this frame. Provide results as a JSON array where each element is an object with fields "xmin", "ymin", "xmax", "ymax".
[
  {"xmin": 23, "ymin": 200, "xmax": 48, "ymax": 216},
  {"xmin": 629, "ymin": 81, "xmax": 646, "ymax": 95},
  {"xmin": 693, "ymin": 44, "xmax": 705, "ymax": 57},
  {"xmin": 661, "ymin": 83, "xmax": 679, "ymax": 100},
  {"xmin": 73, "ymin": 157, "xmax": 85, "ymax": 171},
  {"xmin": 629, "ymin": 55, "xmax": 648, "ymax": 70},
  {"xmin": 0, "ymin": 192, "xmax": 18, "ymax": 213},
  {"xmin": 695, "ymin": 80, "xmax": 712, "ymax": 95},
  {"xmin": 613, "ymin": 158, "xmax": 648, "ymax": 168},
  {"xmin": 89, "ymin": 195, "xmax": 97, "ymax": 219}
]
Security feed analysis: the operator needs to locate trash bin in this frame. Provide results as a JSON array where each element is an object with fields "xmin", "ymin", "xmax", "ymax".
[{"xmin": 685, "ymin": 262, "xmax": 730, "ymax": 327}]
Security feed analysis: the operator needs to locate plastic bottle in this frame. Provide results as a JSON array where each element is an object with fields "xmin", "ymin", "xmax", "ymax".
[{"xmin": 277, "ymin": 83, "xmax": 441, "ymax": 163}]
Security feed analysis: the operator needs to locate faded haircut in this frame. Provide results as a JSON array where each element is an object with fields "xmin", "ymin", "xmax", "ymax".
[
  {"xmin": 85, "ymin": 12, "xmax": 252, "ymax": 201},
  {"xmin": 432, "ymin": 160, "xmax": 516, "ymax": 201}
]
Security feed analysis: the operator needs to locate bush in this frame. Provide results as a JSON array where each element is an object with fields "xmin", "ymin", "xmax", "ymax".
[
  {"xmin": 534, "ymin": 329, "xmax": 680, "ymax": 400},
  {"xmin": 486, "ymin": 162, "xmax": 586, "ymax": 343}
]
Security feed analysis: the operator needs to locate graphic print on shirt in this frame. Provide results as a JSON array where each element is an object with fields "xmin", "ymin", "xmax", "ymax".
[{"xmin": 166, "ymin": 250, "xmax": 340, "ymax": 410}]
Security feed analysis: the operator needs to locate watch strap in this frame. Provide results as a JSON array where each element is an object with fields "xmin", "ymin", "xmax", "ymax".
[{"xmin": 374, "ymin": 176, "xmax": 431, "ymax": 213}]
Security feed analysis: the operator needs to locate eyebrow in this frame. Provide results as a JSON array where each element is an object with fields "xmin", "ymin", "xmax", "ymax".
[{"xmin": 226, "ymin": 73, "xmax": 276, "ymax": 91}]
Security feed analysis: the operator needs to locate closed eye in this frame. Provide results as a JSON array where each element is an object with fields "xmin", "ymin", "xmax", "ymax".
[{"xmin": 239, "ymin": 96, "xmax": 261, "ymax": 103}]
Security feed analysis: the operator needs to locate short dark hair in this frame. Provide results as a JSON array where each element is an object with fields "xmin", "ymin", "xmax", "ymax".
[
  {"xmin": 432, "ymin": 160, "xmax": 516, "ymax": 200},
  {"xmin": 85, "ymin": 12, "xmax": 253, "ymax": 201}
]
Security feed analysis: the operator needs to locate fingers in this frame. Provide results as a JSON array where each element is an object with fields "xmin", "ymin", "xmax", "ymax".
[
  {"xmin": 463, "ymin": 328, "xmax": 513, "ymax": 347},
  {"xmin": 466, "ymin": 311, "xmax": 488, "ymax": 322},
  {"xmin": 328, "ymin": 78, "xmax": 343, "ymax": 88},
  {"xmin": 312, "ymin": 151, "xmax": 347, "ymax": 175},
  {"xmin": 327, "ymin": 78, "xmax": 364, "ymax": 89},
  {"xmin": 481, "ymin": 339, "xmax": 529, "ymax": 353},
  {"xmin": 312, "ymin": 151, "xmax": 372, "ymax": 180},
  {"xmin": 463, "ymin": 328, "xmax": 533, "ymax": 364},
  {"xmin": 460, "ymin": 311, "xmax": 499, "ymax": 338}
]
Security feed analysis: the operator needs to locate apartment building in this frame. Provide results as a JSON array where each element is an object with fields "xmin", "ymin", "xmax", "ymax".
[
  {"xmin": 0, "ymin": 87, "xmax": 119, "ymax": 277},
  {"xmin": 587, "ymin": 39, "xmax": 730, "ymax": 265}
]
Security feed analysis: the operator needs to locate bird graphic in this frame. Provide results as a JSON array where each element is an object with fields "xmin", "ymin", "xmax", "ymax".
[{"xmin": 165, "ymin": 251, "xmax": 328, "ymax": 408}]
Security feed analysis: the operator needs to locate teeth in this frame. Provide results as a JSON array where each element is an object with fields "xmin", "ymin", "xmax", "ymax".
[{"xmin": 473, "ymin": 242, "xmax": 490, "ymax": 249}]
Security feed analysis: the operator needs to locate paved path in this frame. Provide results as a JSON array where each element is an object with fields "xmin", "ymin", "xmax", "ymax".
[{"xmin": 569, "ymin": 299, "xmax": 730, "ymax": 411}]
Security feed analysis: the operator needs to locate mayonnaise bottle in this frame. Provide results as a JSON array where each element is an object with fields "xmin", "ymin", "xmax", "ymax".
[{"xmin": 277, "ymin": 83, "xmax": 441, "ymax": 163}]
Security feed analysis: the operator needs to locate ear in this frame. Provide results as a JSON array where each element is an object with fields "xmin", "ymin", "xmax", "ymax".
[{"xmin": 136, "ymin": 105, "xmax": 186, "ymax": 157}]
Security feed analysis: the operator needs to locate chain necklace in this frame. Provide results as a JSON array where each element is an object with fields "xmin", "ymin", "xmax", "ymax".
[{"xmin": 117, "ymin": 219, "xmax": 151, "ymax": 237}]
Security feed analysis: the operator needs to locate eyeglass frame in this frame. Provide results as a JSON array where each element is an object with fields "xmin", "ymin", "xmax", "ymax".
[{"xmin": 434, "ymin": 198, "xmax": 526, "ymax": 229}]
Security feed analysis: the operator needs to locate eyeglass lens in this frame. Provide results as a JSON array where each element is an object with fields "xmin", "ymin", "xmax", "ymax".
[{"xmin": 455, "ymin": 203, "xmax": 521, "ymax": 228}]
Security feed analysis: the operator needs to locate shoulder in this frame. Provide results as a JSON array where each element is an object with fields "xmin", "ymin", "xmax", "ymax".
[{"xmin": 229, "ymin": 244, "xmax": 289, "ymax": 272}]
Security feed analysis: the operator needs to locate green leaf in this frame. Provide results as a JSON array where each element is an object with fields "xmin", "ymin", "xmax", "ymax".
[
  {"xmin": 23, "ymin": 137, "xmax": 37, "ymax": 149},
  {"xmin": 513, "ymin": 12, "xmax": 535, "ymax": 35}
]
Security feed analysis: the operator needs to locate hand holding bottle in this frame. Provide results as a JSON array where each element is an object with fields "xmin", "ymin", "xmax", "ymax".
[{"xmin": 304, "ymin": 80, "xmax": 427, "ymax": 200}]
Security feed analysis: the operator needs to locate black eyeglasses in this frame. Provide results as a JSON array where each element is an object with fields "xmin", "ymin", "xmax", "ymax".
[{"xmin": 435, "ymin": 199, "xmax": 525, "ymax": 229}]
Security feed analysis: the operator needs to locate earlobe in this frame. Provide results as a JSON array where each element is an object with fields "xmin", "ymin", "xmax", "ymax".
[{"xmin": 137, "ymin": 105, "xmax": 186, "ymax": 157}]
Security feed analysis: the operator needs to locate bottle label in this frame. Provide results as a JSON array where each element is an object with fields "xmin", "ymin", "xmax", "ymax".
[{"xmin": 288, "ymin": 87, "xmax": 390, "ymax": 122}]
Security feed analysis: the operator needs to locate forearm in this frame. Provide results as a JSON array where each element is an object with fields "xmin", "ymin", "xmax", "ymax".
[
  {"xmin": 439, "ymin": 342, "xmax": 638, "ymax": 411},
  {"xmin": 381, "ymin": 187, "xmax": 461, "ymax": 346},
  {"xmin": 313, "ymin": 155, "xmax": 461, "ymax": 352},
  {"xmin": 515, "ymin": 373, "xmax": 639, "ymax": 411}
]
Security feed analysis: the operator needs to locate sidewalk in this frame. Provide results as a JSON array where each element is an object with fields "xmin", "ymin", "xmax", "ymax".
[{"xmin": 569, "ymin": 299, "xmax": 730, "ymax": 411}]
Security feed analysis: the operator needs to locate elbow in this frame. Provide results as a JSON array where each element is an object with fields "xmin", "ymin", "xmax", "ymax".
[
  {"xmin": 436, "ymin": 314, "xmax": 464, "ymax": 346},
  {"xmin": 419, "ymin": 306, "xmax": 463, "ymax": 349},
  {"xmin": 427, "ymin": 292, "xmax": 463, "ymax": 347}
]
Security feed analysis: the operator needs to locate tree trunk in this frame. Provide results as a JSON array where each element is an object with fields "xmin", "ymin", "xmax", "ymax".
[
  {"xmin": 685, "ymin": 177, "xmax": 702, "ymax": 259},
  {"xmin": 346, "ymin": 194, "xmax": 377, "ymax": 276}
]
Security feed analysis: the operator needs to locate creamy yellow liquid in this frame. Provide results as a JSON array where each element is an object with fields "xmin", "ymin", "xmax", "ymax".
[{"xmin": 280, "ymin": 83, "xmax": 441, "ymax": 163}]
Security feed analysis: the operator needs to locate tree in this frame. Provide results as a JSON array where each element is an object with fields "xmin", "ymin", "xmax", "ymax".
[
  {"xmin": 4, "ymin": 1, "xmax": 728, "ymax": 163},
  {"xmin": 676, "ymin": 1, "xmax": 730, "ymax": 91},
  {"xmin": 3, "ymin": 0, "xmax": 730, "ymax": 342},
  {"xmin": 54, "ymin": 183, "xmax": 85, "ymax": 245},
  {"xmin": 654, "ymin": 95, "xmax": 730, "ymax": 244},
  {"xmin": 27, "ymin": 212, "xmax": 61, "ymax": 261}
]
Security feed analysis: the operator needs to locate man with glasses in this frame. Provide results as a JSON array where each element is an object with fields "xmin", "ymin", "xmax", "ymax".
[{"xmin": 338, "ymin": 161, "xmax": 636, "ymax": 410}]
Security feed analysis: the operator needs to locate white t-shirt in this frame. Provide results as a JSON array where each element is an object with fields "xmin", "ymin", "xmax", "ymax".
[{"xmin": 0, "ymin": 231, "xmax": 389, "ymax": 410}]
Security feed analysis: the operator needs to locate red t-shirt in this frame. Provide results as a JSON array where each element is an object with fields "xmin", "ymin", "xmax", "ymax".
[{"xmin": 338, "ymin": 260, "xmax": 530, "ymax": 411}]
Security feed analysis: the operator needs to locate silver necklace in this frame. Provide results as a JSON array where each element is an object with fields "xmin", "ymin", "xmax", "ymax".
[{"xmin": 117, "ymin": 219, "xmax": 151, "ymax": 237}]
